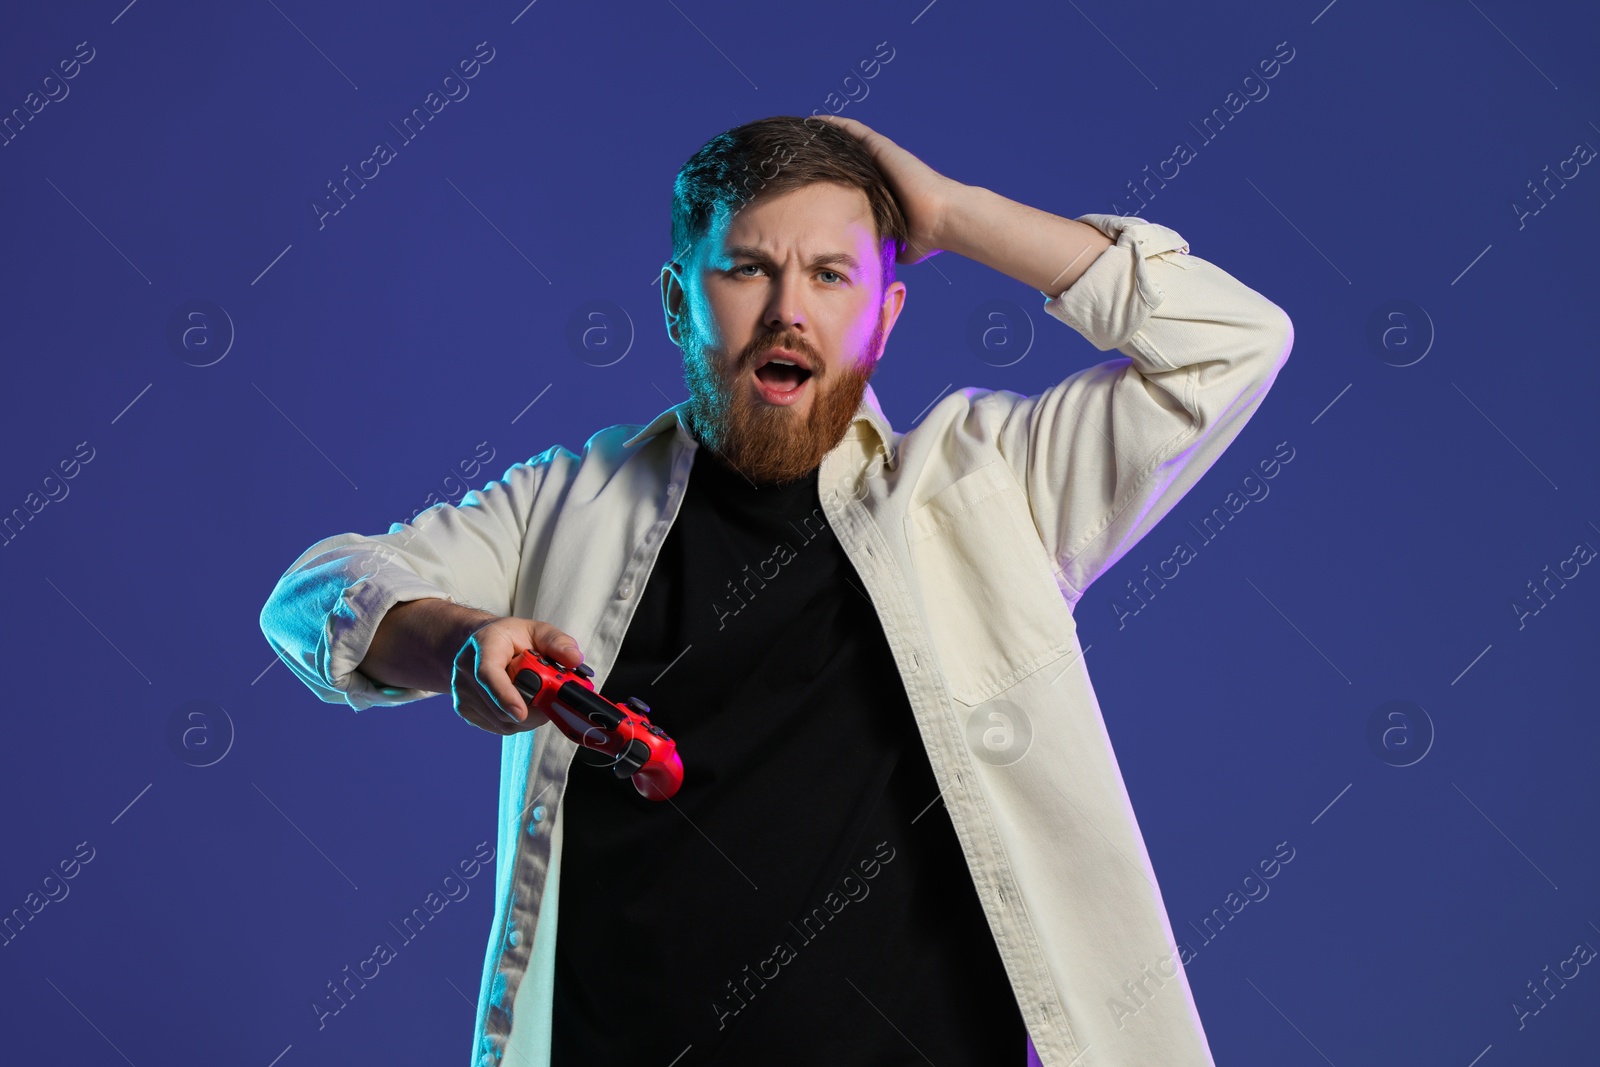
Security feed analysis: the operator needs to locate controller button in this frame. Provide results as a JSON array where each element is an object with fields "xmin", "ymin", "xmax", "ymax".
[
  {"xmin": 573, "ymin": 662, "xmax": 595, "ymax": 680},
  {"xmin": 624, "ymin": 696, "xmax": 651, "ymax": 714}
]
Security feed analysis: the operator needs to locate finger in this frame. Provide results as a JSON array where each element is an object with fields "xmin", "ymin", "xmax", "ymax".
[
  {"xmin": 453, "ymin": 694, "xmax": 512, "ymax": 736},
  {"xmin": 474, "ymin": 650, "xmax": 529, "ymax": 724},
  {"xmin": 493, "ymin": 655, "xmax": 556, "ymax": 729},
  {"xmin": 454, "ymin": 637, "xmax": 523, "ymax": 725},
  {"xmin": 470, "ymin": 695, "xmax": 534, "ymax": 735},
  {"xmin": 813, "ymin": 113, "xmax": 863, "ymax": 132},
  {"xmin": 805, "ymin": 114, "xmax": 862, "ymax": 143},
  {"xmin": 474, "ymin": 685, "xmax": 548, "ymax": 733},
  {"xmin": 455, "ymin": 675, "xmax": 544, "ymax": 735},
  {"xmin": 532, "ymin": 623, "xmax": 584, "ymax": 669}
]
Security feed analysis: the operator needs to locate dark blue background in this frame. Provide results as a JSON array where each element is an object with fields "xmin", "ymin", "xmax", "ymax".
[{"xmin": 2, "ymin": 1, "xmax": 1596, "ymax": 1064}]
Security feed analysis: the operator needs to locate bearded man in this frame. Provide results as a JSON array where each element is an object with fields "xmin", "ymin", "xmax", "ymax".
[{"xmin": 261, "ymin": 113, "xmax": 1292, "ymax": 1067}]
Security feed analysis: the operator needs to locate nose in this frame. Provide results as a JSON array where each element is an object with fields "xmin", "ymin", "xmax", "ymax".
[{"xmin": 763, "ymin": 265, "xmax": 806, "ymax": 335}]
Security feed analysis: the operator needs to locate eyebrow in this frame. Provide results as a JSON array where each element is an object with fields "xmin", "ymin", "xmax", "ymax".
[{"xmin": 723, "ymin": 244, "xmax": 863, "ymax": 274}]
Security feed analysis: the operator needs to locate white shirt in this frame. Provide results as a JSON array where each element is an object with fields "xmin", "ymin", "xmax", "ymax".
[{"xmin": 260, "ymin": 211, "xmax": 1293, "ymax": 1066}]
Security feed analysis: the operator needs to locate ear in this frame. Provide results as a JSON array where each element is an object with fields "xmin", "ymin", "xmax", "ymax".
[
  {"xmin": 879, "ymin": 278, "xmax": 907, "ymax": 340},
  {"xmin": 660, "ymin": 257, "xmax": 688, "ymax": 347}
]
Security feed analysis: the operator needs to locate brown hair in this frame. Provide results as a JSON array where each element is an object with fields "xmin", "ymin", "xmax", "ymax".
[{"xmin": 669, "ymin": 115, "xmax": 908, "ymax": 294}]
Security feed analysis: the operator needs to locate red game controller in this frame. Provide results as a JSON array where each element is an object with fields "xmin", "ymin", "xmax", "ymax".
[{"xmin": 507, "ymin": 648, "xmax": 683, "ymax": 801}]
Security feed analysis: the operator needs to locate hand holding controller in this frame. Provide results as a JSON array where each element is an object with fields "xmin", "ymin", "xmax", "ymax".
[{"xmin": 507, "ymin": 649, "xmax": 684, "ymax": 801}]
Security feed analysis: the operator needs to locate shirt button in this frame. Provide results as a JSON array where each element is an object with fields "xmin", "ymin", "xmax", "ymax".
[
  {"xmin": 617, "ymin": 582, "xmax": 633, "ymax": 599},
  {"xmin": 666, "ymin": 482, "xmax": 679, "ymax": 496}
]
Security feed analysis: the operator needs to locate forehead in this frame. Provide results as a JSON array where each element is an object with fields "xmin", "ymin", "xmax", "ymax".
[{"xmin": 706, "ymin": 181, "xmax": 876, "ymax": 258}]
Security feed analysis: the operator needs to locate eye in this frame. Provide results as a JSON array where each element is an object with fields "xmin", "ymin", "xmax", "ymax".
[{"xmin": 729, "ymin": 264, "xmax": 846, "ymax": 284}]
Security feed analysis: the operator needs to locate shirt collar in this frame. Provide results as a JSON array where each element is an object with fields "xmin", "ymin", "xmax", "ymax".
[{"xmin": 620, "ymin": 381, "xmax": 898, "ymax": 468}]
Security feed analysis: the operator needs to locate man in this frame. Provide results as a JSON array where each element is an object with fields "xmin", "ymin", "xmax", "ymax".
[{"xmin": 260, "ymin": 114, "xmax": 1292, "ymax": 1066}]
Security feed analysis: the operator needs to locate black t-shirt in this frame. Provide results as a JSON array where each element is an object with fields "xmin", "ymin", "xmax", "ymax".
[{"xmin": 550, "ymin": 445, "xmax": 1028, "ymax": 1065}]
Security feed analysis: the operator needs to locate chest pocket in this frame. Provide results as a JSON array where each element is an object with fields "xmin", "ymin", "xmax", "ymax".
[{"xmin": 904, "ymin": 459, "xmax": 1075, "ymax": 706}]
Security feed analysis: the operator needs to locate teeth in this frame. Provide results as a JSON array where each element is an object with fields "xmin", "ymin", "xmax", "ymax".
[{"xmin": 769, "ymin": 358, "xmax": 797, "ymax": 366}]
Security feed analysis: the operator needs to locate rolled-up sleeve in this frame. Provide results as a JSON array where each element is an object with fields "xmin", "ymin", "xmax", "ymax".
[
  {"xmin": 984, "ymin": 212, "xmax": 1294, "ymax": 601},
  {"xmin": 258, "ymin": 453, "xmax": 558, "ymax": 711}
]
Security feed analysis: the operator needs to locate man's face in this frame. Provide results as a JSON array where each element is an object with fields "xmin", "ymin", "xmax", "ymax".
[{"xmin": 662, "ymin": 181, "xmax": 907, "ymax": 485}]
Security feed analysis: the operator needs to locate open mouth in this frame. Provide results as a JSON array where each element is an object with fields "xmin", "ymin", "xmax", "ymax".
[{"xmin": 751, "ymin": 352, "xmax": 814, "ymax": 404}]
